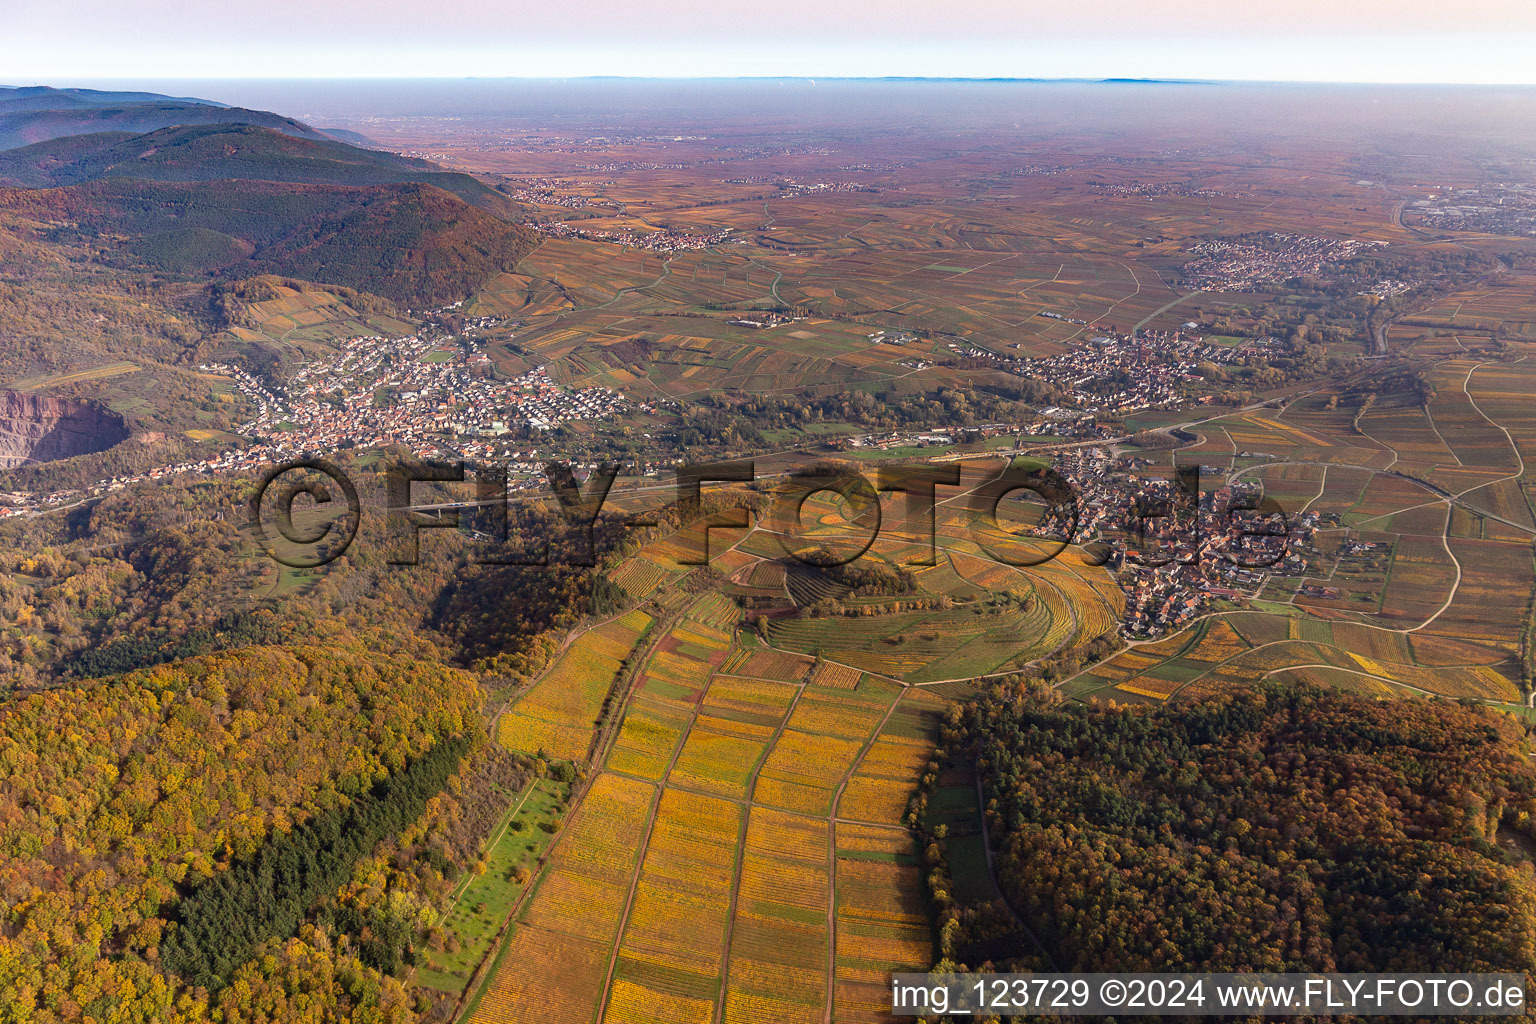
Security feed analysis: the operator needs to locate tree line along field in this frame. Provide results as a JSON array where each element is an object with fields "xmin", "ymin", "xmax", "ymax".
[{"xmin": 413, "ymin": 776, "xmax": 570, "ymax": 995}]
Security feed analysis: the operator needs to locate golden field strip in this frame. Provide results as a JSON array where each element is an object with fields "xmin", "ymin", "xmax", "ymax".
[{"xmin": 471, "ymin": 562, "xmax": 961, "ymax": 1023}]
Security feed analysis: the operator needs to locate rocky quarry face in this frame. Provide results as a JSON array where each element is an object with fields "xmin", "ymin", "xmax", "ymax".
[{"xmin": 0, "ymin": 391, "xmax": 130, "ymax": 467}]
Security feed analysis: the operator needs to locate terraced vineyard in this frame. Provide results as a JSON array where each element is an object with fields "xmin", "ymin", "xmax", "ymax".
[
  {"xmin": 467, "ymin": 568, "xmax": 963, "ymax": 1022},
  {"xmin": 452, "ymin": 452, "xmax": 1138, "ymax": 1022}
]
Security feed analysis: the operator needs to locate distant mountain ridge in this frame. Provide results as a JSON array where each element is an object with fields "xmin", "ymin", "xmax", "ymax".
[
  {"xmin": 0, "ymin": 123, "xmax": 517, "ymax": 216},
  {"xmin": 0, "ymin": 86, "xmax": 228, "ymax": 111},
  {"xmin": 0, "ymin": 86, "xmax": 538, "ymax": 308},
  {"xmin": 0, "ymin": 86, "xmax": 336, "ymax": 150}
]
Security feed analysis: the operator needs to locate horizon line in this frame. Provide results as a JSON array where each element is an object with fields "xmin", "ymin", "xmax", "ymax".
[{"xmin": 12, "ymin": 75, "xmax": 1536, "ymax": 87}]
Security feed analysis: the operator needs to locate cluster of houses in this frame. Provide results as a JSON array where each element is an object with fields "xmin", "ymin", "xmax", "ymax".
[
  {"xmin": 1054, "ymin": 448, "xmax": 1319, "ymax": 636},
  {"xmin": 1023, "ymin": 414, "xmax": 1117, "ymax": 442},
  {"xmin": 204, "ymin": 362, "xmax": 282, "ymax": 423},
  {"xmin": 499, "ymin": 367, "xmax": 626, "ymax": 431},
  {"xmin": 1002, "ymin": 164, "xmax": 1069, "ymax": 178},
  {"xmin": 849, "ymin": 429, "xmax": 973, "ymax": 451},
  {"xmin": 1411, "ymin": 183, "xmax": 1536, "ymax": 237},
  {"xmin": 1181, "ymin": 233, "xmax": 1385, "ymax": 291},
  {"xmin": 454, "ymin": 315, "xmax": 518, "ymax": 339},
  {"xmin": 780, "ymin": 180, "xmax": 876, "ymax": 195},
  {"xmin": 226, "ymin": 332, "xmax": 625, "ymax": 446},
  {"xmin": 1358, "ymin": 279, "xmax": 1417, "ymax": 300},
  {"xmin": 946, "ymin": 341, "xmax": 995, "ymax": 359},
  {"xmin": 506, "ymin": 177, "xmax": 620, "ymax": 210},
  {"xmin": 1038, "ymin": 310, "xmax": 1091, "ymax": 326},
  {"xmin": 1008, "ymin": 329, "xmax": 1242, "ymax": 414},
  {"xmin": 0, "ymin": 336, "xmax": 628, "ymax": 513},
  {"xmin": 1091, "ymin": 181, "xmax": 1248, "ymax": 199},
  {"xmin": 722, "ymin": 176, "xmax": 874, "ymax": 194},
  {"xmin": 532, "ymin": 221, "xmax": 734, "ymax": 253},
  {"xmin": 727, "ymin": 312, "xmax": 801, "ymax": 329}
]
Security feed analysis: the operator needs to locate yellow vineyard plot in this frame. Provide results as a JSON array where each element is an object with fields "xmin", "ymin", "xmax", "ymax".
[
  {"xmin": 724, "ymin": 807, "xmax": 830, "ymax": 1024},
  {"xmin": 839, "ymin": 728, "xmax": 933, "ymax": 825},
  {"xmin": 834, "ymin": 824, "xmax": 931, "ymax": 1022},
  {"xmin": 475, "ymin": 774, "xmax": 655, "ymax": 1024},
  {"xmin": 674, "ymin": 623, "xmax": 733, "ymax": 651},
  {"xmin": 688, "ymin": 590, "xmax": 744, "ymax": 630},
  {"xmin": 596, "ymin": 609, "xmax": 654, "ymax": 646},
  {"xmin": 609, "ymin": 555, "xmax": 677, "ymax": 599},
  {"xmin": 611, "ymin": 789, "xmax": 742, "ymax": 1011},
  {"xmin": 607, "ymin": 701, "xmax": 690, "ymax": 781},
  {"xmin": 605, "ymin": 980, "xmax": 713, "ymax": 1024},
  {"xmin": 471, "ymin": 924, "xmax": 612, "ymax": 1024},
  {"xmin": 757, "ymin": 729, "xmax": 868, "ymax": 816},
  {"xmin": 757, "ymin": 683, "xmax": 900, "ymax": 814},
  {"xmin": 1116, "ymin": 680, "xmax": 1177, "ymax": 700},
  {"xmin": 671, "ymin": 716, "xmax": 776, "ymax": 799},
  {"xmin": 810, "ymin": 662, "xmax": 863, "ymax": 689},
  {"xmin": 703, "ymin": 674, "xmax": 799, "ymax": 720},
  {"xmin": 500, "ymin": 629, "xmax": 640, "ymax": 761}
]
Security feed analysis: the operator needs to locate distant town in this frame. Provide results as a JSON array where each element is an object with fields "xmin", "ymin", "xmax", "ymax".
[
  {"xmin": 532, "ymin": 221, "xmax": 736, "ymax": 252},
  {"xmin": 1181, "ymin": 233, "xmax": 1386, "ymax": 291}
]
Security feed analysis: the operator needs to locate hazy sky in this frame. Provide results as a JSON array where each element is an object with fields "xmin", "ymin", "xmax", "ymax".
[{"xmin": 6, "ymin": 0, "xmax": 1536, "ymax": 83}]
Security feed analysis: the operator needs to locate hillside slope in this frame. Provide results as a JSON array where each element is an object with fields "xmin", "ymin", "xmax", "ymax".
[
  {"xmin": 0, "ymin": 85, "xmax": 227, "ymax": 112},
  {"xmin": 0, "ymin": 177, "xmax": 538, "ymax": 306},
  {"xmin": 0, "ymin": 123, "xmax": 515, "ymax": 215},
  {"xmin": 0, "ymin": 98, "xmax": 336, "ymax": 151}
]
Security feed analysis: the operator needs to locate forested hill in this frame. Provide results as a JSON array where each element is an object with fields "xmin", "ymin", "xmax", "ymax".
[
  {"xmin": 941, "ymin": 684, "xmax": 1536, "ymax": 973},
  {"xmin": 0, "ymin": 177, "xmax": 538, "ymax": 306},
  {"xmin": 0, "ymin": 457, "xmax": 630, "ymax": 1021},
  {"xmin": 0, "ymin": 123, "xmax": 515, "ymax": 216},
  {"xmin": 0, "ymin": 87, "xmax": 227, "ymax": 112},
  {"xmin": 0, "ymin": 87, "xmax": 335, "ymax": 150},
  {"xmin": 0, "ymin": 90, "xmax": 536, "ymax": 308},
  {"xmin": 0, "ymin": 642, "xmax": 481, "ymax": 1021}
]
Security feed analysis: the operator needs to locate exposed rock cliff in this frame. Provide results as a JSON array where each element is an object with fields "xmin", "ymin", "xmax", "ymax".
[{"xmin": 0, "ymin": 392, "xmax": 130, "ymax": 467}]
